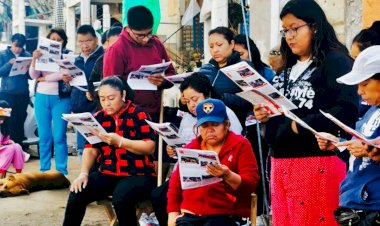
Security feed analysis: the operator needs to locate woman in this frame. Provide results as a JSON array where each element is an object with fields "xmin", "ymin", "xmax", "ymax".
[
  {"xmin": 151, "ymin": 72, "xmax": 242, "ymax": 226},
  {"xmin": 199, "ymin": 27, "xmax": 254, "ymax": 126},
  {"xmin": 316, "ymin": 45, "xmax": 380, "ymax": 225},
  {"xmin": 167, "ymin": 98, "xmax": 259, "ymax": 226},
  {"xmin": 234, "ymin": 34, "xmax": 275, "ymax": 83},
  {"xmin": 0, "ymin": 101, "xmax": 27, "ymax": 178},
  {"xmin": 253, "ymin": 0, "xmax": 359, "ymax": 225},
  {"xmin": 29, "ymin": 28, "xmax": 72, "ymax": 175},
  {"xmin": 62, "ymin": 76, "xmax": 156, "ymax": 226}
]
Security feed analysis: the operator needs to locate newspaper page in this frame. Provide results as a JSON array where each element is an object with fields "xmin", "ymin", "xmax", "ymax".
[
  {"xmin": 35, "ymin": 37, "xmax": 61, "ymax": 72},
  {"xmin": 53, "ymin": 59, "xmax": 87, "ymax": 87},
  {"xmin": 320, "ymin": 110, "xmax": 380, "ymax": 148},
  {"xmin": 176, "ymin": 148, "xmax": 222, "ymax": 189},
  {"xmin": 220, "ymin": 61, "xmax": 297, "ymax": 116},
  {"xmin": 145, "ymin": 120, "xmax": 186, "ymax": 147},
  {"xmin": 9, "ymin": 57, "xmax": 32, "ymax": 76},
  {"xmin": 62, "ymin": 54, "xmax": 78, "ymax": 63},
  {"xmin": 164, "ymin": 72, "xmax": 192, "ymax": 85},
  {"xmin": 127, "ymin": 61, "xmax": 172, "ymax": 90},
  {"xmin": 62, "ymin": 112, "xmax": 106, "ymax": 144}
]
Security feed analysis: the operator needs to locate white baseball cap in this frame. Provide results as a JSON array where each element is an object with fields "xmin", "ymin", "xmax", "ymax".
[{"xmin": 337, "ymin": 45, "xmax": 380, "ymax": 85}]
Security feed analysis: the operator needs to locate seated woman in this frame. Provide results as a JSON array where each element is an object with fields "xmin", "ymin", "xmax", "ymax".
[
  {"xmin": 151, "ymin": 72, "xmax": 242, "ymax": 225},
  {"xmin": 62, "ymin": 76, "xmax": 157, "ymax": 226},
  {"xmin": 167, "ymin": 99, "xmax": 259, "ymax": 226},
  {"xmin": 316, "ymin": 46, "xmax": 380, "ymax": 225}
]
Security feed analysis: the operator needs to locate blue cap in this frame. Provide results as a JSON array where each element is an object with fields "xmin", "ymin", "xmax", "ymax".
[{"xmin": 196, "ymin": 99, "xmax": 227, "ymax": 127}]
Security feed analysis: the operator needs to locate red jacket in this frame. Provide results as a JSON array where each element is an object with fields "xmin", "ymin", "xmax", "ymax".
[
  {"xmin": 103, "ymin": 28, "xmax": 175, "ymax": 117},
  {"xmin": 167, "ymin": 131, "xmax": 259, "ymax": 217}
]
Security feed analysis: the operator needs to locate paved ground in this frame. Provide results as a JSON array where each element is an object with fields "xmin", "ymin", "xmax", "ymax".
[{"xmin": 0, "ymin": 131, "xmax": 110, "ymax": 226}]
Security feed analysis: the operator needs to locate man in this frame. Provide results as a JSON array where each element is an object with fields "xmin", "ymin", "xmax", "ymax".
[
  {"xmin": 70, "ymin": 25, "xmax": 104, "ymax": 160},
  {"xmin": 103, "ymin": 6, "xmax": 175, "ymax": 122},
  {"xmin": 0, "ymin": 33, "xmax": 32, "ymax": 146}
]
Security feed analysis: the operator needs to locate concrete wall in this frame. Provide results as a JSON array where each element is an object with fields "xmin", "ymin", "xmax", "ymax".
[{"xmin": 363, "ymin": 0, "xmax": 380, "ymax": 28}]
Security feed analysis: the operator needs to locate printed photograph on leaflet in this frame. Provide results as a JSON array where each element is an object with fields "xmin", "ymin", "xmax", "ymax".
[
  {"xmin": 320, "ymin": 110, "xmax": 380, "ymax": 148},
  {"xmin": 176, "ymin": 148, "xmax": 222, "ymax": 189},
  {"xmin": 127, "ymin": 61, "xmax": 172, "ymax": 90},
  {"xmin": 62, "ymin": 112, "xmax": 106, "ymax": 144},
  {"xmin": 53, "ymin": 59, "xmax": 87, "ymax": 87},
  {"xmin": 35, "ymin": 37, "xmax": 61, "ymax": 72},
  {"xmin": 145, "ymin": 120, "xmax": 186, "ymax": 147},
  {"xmin": 9, "ymin": 57, "xmax": 32, "ymax": 76},
  {"xmin": 220, "ymin": 61, "xmax": 297, "ymax": 116},
  {"xmin": 164, "ymin": 72, "xmax": 193, "ymax": 85}
]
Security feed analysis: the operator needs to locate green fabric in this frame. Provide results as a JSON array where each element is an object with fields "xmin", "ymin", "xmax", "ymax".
[{"xmin": 122, "ymin": 0, "xmax": 161, "ymax": 34}]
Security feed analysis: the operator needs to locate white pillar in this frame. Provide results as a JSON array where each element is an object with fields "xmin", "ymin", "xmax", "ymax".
[
  {"xmin": 211, "ymin": 0, "xmax": 228, "ymax": 28},
  {"xmin": 103, "ymin": 5, "xmax": 111, "ymax": 31},
  {"xmin": 66, "ymin": 6, "xmax": 77, "ymax": 51},
  {"xmin": 203, "ymin": 18, "xmax": 211, "ymax": 63},
  {"xmin": 80, "ymin": 0, "xmax": 91, "ymax": 25},
  {"xmin": 12, "ymin": 0, "xmax": 26, "ymax": 34},
  {"xmin": 91, "ymin": 4, "xmax": 97, "ymax": 25}
]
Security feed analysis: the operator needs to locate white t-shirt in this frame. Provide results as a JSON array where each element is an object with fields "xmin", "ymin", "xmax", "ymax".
[{"xmin": 289, "ymin": 58, "xmax": 313, "ymax": 82}]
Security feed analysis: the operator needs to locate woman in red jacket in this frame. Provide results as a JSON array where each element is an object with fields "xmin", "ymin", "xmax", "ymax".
[{"xmin": 167, "ymin": 99, "xmax": 259, "ymax": 226}]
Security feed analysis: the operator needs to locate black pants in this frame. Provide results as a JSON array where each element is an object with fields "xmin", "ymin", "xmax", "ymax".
[
  {"xmin": 151, "ymin": 180, "xmax": 169, "ymax": 226},
  {"xmin": 176, "ymin": 213, "xmax": 238, "ymax": 226},
  {"xmin": 0, "ymin": 92, "xmax": 29, "ymax": 145},
  {"xmin": 62, "ymin": 171, "xmax": 156, "ymax": 226}
]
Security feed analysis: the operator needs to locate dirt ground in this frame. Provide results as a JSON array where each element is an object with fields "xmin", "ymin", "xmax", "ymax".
[{"xmin": 0, "ymin": 138, "xmax": 110, "ymax": 226}]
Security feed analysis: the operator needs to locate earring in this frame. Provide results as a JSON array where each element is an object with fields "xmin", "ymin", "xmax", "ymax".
[{"xmin": 314, "ymin": 30, "xmax": 317, "ymax": 34}]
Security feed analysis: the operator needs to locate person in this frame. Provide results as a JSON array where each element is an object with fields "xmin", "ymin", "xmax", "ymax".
[
  {"xmin": 253, "ymin": 0, "xmax": 359, "ymax": 225},
  {"xmin": 167, "ymin": 98, "xmax": 259, "ymax": 226},
  {"xmin": 0, "ymin": 100, "xmax": 27, "ymax": 178},
  {"xmin": 70, "ymin": 24, "xmax": 104, "ymax": 160},
  {"xmin": 0, "ymin": 33, "xmax": 32, "ymax": 146},
  {"xmin": 234, "ymin": 34, "xmax": 275, "ymax": 83},
  {"xmin": 316, "ymin": 45, "xmax": 380, "ymax": 226},
  {"xmin": 199, "ymin": 27, "xmax": 254, "ymax": 127},
  {"xmin": 29, "ymin": 28, "xmax": 72, "ymax": 175},
  {"xmin": 62, "ymin": 76, "xmax": 157, "ymax": 226},
  {"xmin": 268, "ymin": 45, "xmax": 285, "ymax": 75},
  {"xmin": 88, "ymin": 26, "xmax": 123, "ymax": 103},
  {"xmin": 150, "ymin": 72, "xmax": 242, "ymax": 226}
]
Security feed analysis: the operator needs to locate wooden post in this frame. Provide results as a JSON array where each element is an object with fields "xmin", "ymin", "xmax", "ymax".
[{"xmin": 251, "ymin": 193, "xmax": 257, "ymax": 225}]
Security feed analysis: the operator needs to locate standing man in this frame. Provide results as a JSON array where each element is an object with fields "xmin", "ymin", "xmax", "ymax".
[
  {"xmin": 0, "ymin": 33, "xmax": 32, "ymax": 146},
  {"xmin": 103, "ymin": 6, "xmax": 175, "ymax": 123},
  {"xmin": 70, "ymin": 25, "xmax": 104, "ymax": 160}
]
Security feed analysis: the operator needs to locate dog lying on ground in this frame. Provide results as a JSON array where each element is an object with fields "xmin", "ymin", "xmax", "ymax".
[{"xmin": 0, "ymin": 170, "xmax": 70, "ymax": 197}]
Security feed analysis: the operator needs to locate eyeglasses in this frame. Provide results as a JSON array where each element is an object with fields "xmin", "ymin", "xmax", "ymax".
[
  {"xmin": 269, "ymin": 50, "xmax": 281, "ymax": 56},
  {"xmin": 280, "ymin": 24, "xmax": 309, "ymax": 38},
  {"xmin": 78, "ymin": 40, "xmax": 95, "ymax": 46},
  {"xmin": 130, "ymin": 29, "xmax": 153, "ymax": 40}
]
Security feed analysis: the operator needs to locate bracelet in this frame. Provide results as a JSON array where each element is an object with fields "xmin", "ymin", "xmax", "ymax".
[{"xmin": 118, "ymin": 137, "xmax": 123, "ymax": 148}]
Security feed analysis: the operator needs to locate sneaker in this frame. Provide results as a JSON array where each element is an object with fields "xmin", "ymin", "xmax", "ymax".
[{"xmin": 23, "ymin": 151, "xmax": 31, "ymax": 162}]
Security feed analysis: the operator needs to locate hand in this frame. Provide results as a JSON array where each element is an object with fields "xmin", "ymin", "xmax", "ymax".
[
  {"xmin": 9, "ymin": 58, "xmax": 16, "ymax": 65},
  {"xmin": 337, "ymin": 140, "xmax": 368, "ymax": 158},
  {"xmin": 32, "ymin": 49, "xmax": 43, "ymax": 59},
  {"xmin": 147, "ymin": 74, "xmax": 165, "ymax": 86},
  {"xmin": 36, "ymin": 77, "xmax": 46, "ymax": 82},
  {"xmin": 207, "ymin": 163, "xmax": 231, "ymax": 179},
  {"xmin": 91, "ymin": 129, "xmax": 122, "ymax": 147},
  {"xmin": 70, "ymin": 173, "xmax": 89, "ymax": 193},
  {"xmin": 368, "ymin": 147, "xmax": 380, "ymax": 162},
  {"xmin": 315, "ymin": 132, "xmax": 338, "ymax": 151},
  {"xmin": 7, "ymin": 140, "xmax": 14, "ymax": 144},
  {"xmin": 253, "ymin": 104, "xmax": 270, "ymax": 123},
  {"xmin": 62, "ymin": 74, "xmax": 73, "ymax": 83},
  {"xmin": 166, "ymin": 145, "xmax": 177, "ymax": 158},
  {"xmin": 168, "ymin": 212, "xmax": 181, "ymax": 226},
  {"xmin": 86, "ymin": 91, "xmax": 94, "ymax": 101}
]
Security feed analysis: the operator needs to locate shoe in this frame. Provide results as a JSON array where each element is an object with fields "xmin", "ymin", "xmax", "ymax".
[{"xmin": 24, "ymin": 151, "xmax": 31, "ymax": 162}]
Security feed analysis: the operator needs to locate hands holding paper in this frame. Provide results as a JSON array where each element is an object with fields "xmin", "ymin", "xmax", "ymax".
[
  {"xmin": 147, "ymin": 74, "xmax": 165, "ymax": 86},
  {"xmin": 253, "ymin": 104, "xmax": 271, "ymax": 123},
  {"xmin": 62, "ymin": 73, "xmax": 73, "ymax": 83},
  {"xmin": 91, "ymin": 128, "xmax": 122, "ymax": 147},
  {"xmin": 315, "ymin": 132, "xmax": 339, "ymax": 151},
  {"xmin": 336, "ymin": 140, "xmax": 369, "ymax": 158}
]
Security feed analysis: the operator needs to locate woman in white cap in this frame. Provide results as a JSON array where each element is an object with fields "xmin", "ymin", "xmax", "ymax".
[
  {"xmin": 316, "ymin": 45, "xmax": 380, "ymax": 225},
  {"xmin": 167, "ymin": 99, "xmax": 259, "ymax": 226}
]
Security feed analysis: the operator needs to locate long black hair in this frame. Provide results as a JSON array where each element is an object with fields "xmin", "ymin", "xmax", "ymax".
[
  {"xmin": 47, "ymin": 28, "xmax": 68, "ymax": 50},
  {"xmin": 99, "ymin": 76, "xmax": 135, "ymax": 102},
  {"xmin": 180, "ymin": 72, "xmax": 222, "ymax": 100},
  {"xmin": 352, "ymin": 21, "xmax": 380, "ymax": 52},
  {"xmin": 0, "ymin": 100, "xmax": 10, "ymax": 137},
  {"xmin": 234, "ymin": 34, "xmax": 268, "ymax": 73},
  {"xmin": 280, "ymin": 0, "xmax": 349, "ymax": 67}
]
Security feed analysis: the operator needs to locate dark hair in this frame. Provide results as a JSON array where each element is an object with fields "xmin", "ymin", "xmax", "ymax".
[
  {"xmin": 179, "ymin": 72, "xmax": 221, "ymax": 99},
  {"xmin": 370, "ymin": 21, "xmax": 380, "ymax": 34},
  {"xmin": 352, "ymin": 29, "xmax": 380, "ymax": 52},
  {"xmin": 208, "ymin": 27, "xmax": 235, "ymax": 44},
  {"xmin": 99, "ymin": 76, "xmax": 134, "ymax": 102},
  {"xmin": 77, "ymin": 24, "xmax": 97, "ymax": 38},
  {"xmin": 234, "ymin": 34, "xmax": 268, "ymax": 72},
  {"xmin": 280, "ymin": 0, "xmax": 348, "ymax": 67},
  {"xmin": 0, "ymin": 100, "xmax": 10, "ymax": 137},
  {"xmin": 373, "ymin": 73, "xmax": 380, "ymax": 81},
  {"xmin": 127, "ymin": 6, "xmax": 153, "ymax": 30},
  {"xmin": 11, "ymin": 33, "xmax": 26, "ymax": 47},
  {"xmin": 101, "ymin": 26, "xmax": 123, "ymax": 45},
  {"xmin": 47, "ymin": 28, "xmax": 68, "ymax": 49},
  {"xmin": 101, "ymin": 31, "xmax": 108, "ymax": 45}
]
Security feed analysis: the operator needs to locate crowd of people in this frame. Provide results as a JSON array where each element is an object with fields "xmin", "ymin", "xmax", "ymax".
[{"xmin": 0, "ymin": 0, "xmax": 380, "ymax": 225}]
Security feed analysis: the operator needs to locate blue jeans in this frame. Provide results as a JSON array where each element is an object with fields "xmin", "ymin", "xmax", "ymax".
[{"xmin": 34, "ymin": 93, "xmax": 71, "ymax": 175}]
